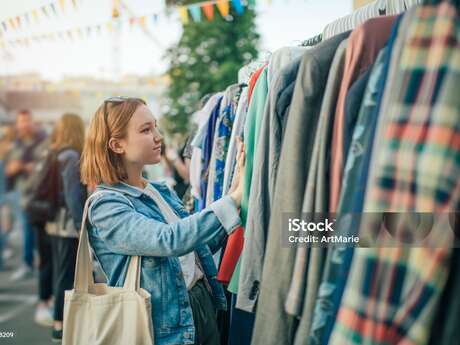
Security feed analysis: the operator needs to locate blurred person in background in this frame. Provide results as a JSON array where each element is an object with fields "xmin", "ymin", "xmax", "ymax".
[
  {"xmin": 162, "ymin": 140, "xmax": 191, "ymax": 200},
  {"xmin": 44, "ymin": 113, "xmax": 87, "ymax": 342},
  {"xmin": 3, "ymin": 110, "xmax": 47, "ymax": 281},
  {"xmin": 0, "ymin": 125, "xmax": 16, "ymax": 271},
  {"xmin": 22, "ymin": 130, "xmax": 57, "ymax": 328}
]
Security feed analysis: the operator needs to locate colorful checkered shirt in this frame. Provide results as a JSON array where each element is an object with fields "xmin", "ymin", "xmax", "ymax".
[{"xmin": 329, "ymin": 3, "xmax": 460, "ymax": 345}]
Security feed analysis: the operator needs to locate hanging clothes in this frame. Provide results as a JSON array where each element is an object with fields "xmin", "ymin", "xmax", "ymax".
[
  {"xmin": 206, "ymin": 85, "xmax": 242, "ymax": 205},
  {"xmin": 237, "ymin": 47, "xmax": 306, "ymax": 312},
  {"xmin": 251, "ymin": 31, "xmax": 351, "ymax": 345},
  {"xmin": 227, "ymin": 67, "xmax": 269, "ymax": 294},
  {"xmin": 329, "ymin": 15, "xmax": 398, "ymax": 212},
  {"xmin": 217, "ymin": 66, "xmax": 265, "ymax": 285},
  {"xmin": 329, "ymin": 3, "xmax": 460, "ymax": 344},
  {"xmin": 190, "ymin": 93, "xmax": 224, "ymax": 201},
  {"xmin": 285, "ymin": 38, "xmax": 350, "ymax": 345},
  {"xmin": 198, "ymin": 96, "xmax": 223, "ymax": 211}
]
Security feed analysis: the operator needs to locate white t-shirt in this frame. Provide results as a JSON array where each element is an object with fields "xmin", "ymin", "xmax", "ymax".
[{"xmin": 142, "ymin": 183, "xmax": 204, "ymax": 290}]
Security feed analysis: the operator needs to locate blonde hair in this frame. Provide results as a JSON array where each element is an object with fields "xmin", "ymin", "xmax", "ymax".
[
  {"xmin": 80, "ymin": 99, "xmax": 146, "ymax": 187},
  {"xmin": 52, "ymin": 113, "xmax": 85, "ymax": 153}
]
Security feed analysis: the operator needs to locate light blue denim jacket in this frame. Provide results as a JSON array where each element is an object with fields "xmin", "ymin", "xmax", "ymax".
[{"xmin": 87, "ymin": 181, "xmax": 241, "ymax": 345}]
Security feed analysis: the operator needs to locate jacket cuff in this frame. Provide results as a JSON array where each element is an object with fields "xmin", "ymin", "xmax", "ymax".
[{"xmin": 209, "ymin": 196, "xmax": 241, "ymax": 234}]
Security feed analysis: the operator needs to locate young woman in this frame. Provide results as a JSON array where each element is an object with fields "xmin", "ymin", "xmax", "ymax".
[
  {"xmin": 48, "ymin": 113, "xmax": 87, "ymax": 342},
  {"xmin": 80, "ymin": 97, "xmax": 245, "ymax": 345}
]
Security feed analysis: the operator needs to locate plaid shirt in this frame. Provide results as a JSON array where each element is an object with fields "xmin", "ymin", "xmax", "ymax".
[{"xmin": 330, "ymin": 3, "xmax": 459, "ymax": 345}]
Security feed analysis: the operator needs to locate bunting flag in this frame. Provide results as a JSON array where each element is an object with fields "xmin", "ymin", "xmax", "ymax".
[
  {"xmin": 32, "ymin": 9, "xmax": 39, "ymax": 23},
  {"xmin": 42, "ymin": 6, "xmax": 50, "ymax": 18},
  {"xmin": 139, "ymin": 16, "xmax": 146, "ymax": 29},
  {"xmin": 202, "ymin": 4, "xmax": 215, "ymax": 21},
  {"xmin": 8, "ymin": 19, "xmax": 16, "ymax": 30},
  {"xmin": 178, "ymin": 6, "xmax": 189, "ymax": 25},
  {"xmin": 59, "ymin": 0, "xmax": 66, "ymax": 12},
  {"xmin": 231, "ymin": 0, "xmax": 244, "ymax": 16},
  {"xmin": 51, "ymin": 3, "xmax": 58, "ymax": 16},
  {"xmin": 217, "ymin": 0, "xmax": 230, "ymax": 18},
  {"xmin": 1, "ymin": 0, "xmax": 256, "ymax": 49},
  {"xmin": 189, "ymin": 5, "xmax": 202, "ymax": 23},
  {"xmin": 129, "ymin": 17, "xmax": 136, "ymax": 28}
]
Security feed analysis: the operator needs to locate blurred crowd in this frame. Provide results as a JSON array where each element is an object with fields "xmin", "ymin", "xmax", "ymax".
[{"xmin": 0, "ymin": 109, "xmax": 192, "ymax": 343}]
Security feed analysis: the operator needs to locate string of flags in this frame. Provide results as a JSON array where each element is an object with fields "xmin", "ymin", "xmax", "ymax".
[
  {"xmin": 177, "ymin": 0, "xmax": 254, "ymax": 24},
  {"xmin": 0, "ymin": 0, "xmax": 259, "ymax": 50},
  {"xmin": 0, "ymin": 0, "xmax": 82, "ymax": 35}
]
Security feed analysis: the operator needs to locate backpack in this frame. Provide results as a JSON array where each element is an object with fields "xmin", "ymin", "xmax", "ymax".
[{"xmin": 24, "ymin": 149, "xmax": 62, "ymax": 224}]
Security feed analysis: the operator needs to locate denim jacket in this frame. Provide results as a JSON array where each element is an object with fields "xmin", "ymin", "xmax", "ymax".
[{"xmin": 87, "ymin": 180, "xmax": 241, "ymax": 345}]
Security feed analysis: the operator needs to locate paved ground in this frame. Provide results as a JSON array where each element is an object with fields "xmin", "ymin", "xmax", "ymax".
[{"xmin": 0, "ymin": 233, "xmax": 55, "ymax": 345}]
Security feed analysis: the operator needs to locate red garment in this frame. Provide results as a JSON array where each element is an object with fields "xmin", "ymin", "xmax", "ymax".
[
  {"xmin": 248, "ymin": 65, "xmax": 267, "ymax": 106},
  {"xmin": 329, "ymin": 16, "xmax": 397, "ymax": 212},
  {"xmin": 217, "ymin": 65, "xmax": 266, "ymax": 284},
  {"xmin": 217, "ymin": 226, "xmax": 244, "ymax": 284}
]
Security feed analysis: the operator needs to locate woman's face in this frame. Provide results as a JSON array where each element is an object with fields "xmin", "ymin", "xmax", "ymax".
[{"xmin": 119, "ymin": 104, "xmax": 163, "ymax": 165}]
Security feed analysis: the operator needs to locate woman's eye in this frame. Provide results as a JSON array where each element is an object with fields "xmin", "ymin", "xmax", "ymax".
[{"xmin": 142, "ymin": 128, "xmax": 151, "ymax": 133}]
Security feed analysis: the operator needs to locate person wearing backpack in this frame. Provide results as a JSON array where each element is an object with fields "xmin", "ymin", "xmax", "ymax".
[{"xmin": 45, "ymin": 113, "xmax": 87, "ymax": 342}]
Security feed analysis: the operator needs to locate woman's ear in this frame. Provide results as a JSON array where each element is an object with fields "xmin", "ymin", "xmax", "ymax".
[{"xmin": 108, "ymin": 137, "xmax": 125, "ymax": 154}]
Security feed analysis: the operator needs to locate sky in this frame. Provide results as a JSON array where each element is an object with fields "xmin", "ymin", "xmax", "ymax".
[{"xmin": 0, "ymin": 0, "xmax": 352, "ymax": 81}]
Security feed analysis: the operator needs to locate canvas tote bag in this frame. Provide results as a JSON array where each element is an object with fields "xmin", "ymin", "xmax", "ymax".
[{"xmin": 62, "ymin": 192, "xmax": 154, "ymax": 345}]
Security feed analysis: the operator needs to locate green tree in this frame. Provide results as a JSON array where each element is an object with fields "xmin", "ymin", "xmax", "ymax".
[{"xmin": 161, "ymin": 0, "xmax": 259, "ymax": 137}]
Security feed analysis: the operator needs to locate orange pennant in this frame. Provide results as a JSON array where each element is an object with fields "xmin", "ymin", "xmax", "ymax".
[
  {"xmin": 139, "ymin": 16, "xmax": 146, "ymax": 28},
  {"xmin": 216, "ymin": 0, "xmax": 229, "ymax": 18},
  {"xmin": 202, "ymin": 4, "xmax": 214, "ymax": 20}
]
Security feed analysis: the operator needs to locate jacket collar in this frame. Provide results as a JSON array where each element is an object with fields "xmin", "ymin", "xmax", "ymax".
[{"xmin": 97, "ymin": 180, "xmax": 168, "ymax": 198}]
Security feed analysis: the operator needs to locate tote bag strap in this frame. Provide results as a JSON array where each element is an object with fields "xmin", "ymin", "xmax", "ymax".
[{"xmin": 74, "ymin": 190, "xmax": 141, "ymax": 293}]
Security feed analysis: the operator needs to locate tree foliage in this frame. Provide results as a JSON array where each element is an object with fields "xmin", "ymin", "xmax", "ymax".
[{"xmin": 161, "ymin": 0, "xmax": 259, "ymax": 137}]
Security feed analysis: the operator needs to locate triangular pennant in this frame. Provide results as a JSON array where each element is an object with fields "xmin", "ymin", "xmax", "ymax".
[
  {"xmin": 51, "ymin": 3, "xmax": 58, "ymax": 16},
  {"xmin": 59, "ymin": 0, "xmax": 66, "ymax": 12},
  {"xmin": 202, "ymin": 4, "xmax": 215, "ymax": 21},
  {"xmin": 8, "ymin": 18, "xmax": 16, "ymax": 30},
  {"xmin": 216, "ymin": 0, "xmax": 229, "ymax": 18},
  {"xmin": 178, "ymin": 7, "xmax": 189, "ymax": 24},
  {"xmin": 15, "ymin": 16, "xmax": 21, "ymax": 29},
  {"xmin": 2, "ymin": 22, "xmax": 7, "ymax": 32},
  {"xmin": 231, "ymin": 0, "xmax": 244, "ymax": 15},
  {"xmin": 139, "ymin": 16, "xmax": 146, "ymax": 29},
  {"xmin": 42, "ymin": 6, "xmax": 49, "ymax": 18},
  {"xmin": 189, "ymin": 5, "xmax": 202, "ymax": 22},
  {"xmin": 32, "ymin": 9, "xmax": 39, "ymax": 22},
  {"xmin": 129, "ymin": 17, "xmax": 136, "ymax": 27}
]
